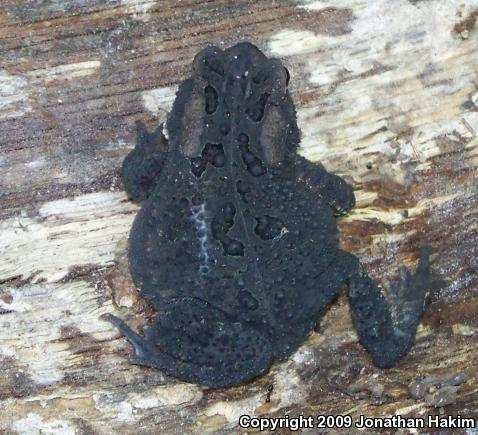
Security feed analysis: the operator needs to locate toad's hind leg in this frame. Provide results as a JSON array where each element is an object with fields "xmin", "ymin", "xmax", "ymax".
[
  {"xmin": 104, "ymin": 298, "xmax": 273, "ymax": 388},
  {"xmin": 346, "ymin": 247, "xmax": 432, "ymax": 368},
  {"xmin": 122, "ymin": 121, "xmax": 168, "ymax": 203}
]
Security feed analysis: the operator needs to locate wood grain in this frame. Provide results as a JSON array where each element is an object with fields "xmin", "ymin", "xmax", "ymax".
[{"xmin": 1, "ymin": 0, "xmax": 477, "ymax": 433}]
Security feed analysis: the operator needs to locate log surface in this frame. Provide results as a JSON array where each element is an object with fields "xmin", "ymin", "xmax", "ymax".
[{"xmin": 1, "ymin": 0, "xmax": 477, "ymax": 433}]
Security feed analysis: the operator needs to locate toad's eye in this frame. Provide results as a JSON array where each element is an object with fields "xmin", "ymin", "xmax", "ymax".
[
  {"xmin": 252, "ymin": 68, "xmax": 267, "ymax": 84},
  {"xmin": 284, "ymin": 67, "xmax": 290, "ymax": 86}
]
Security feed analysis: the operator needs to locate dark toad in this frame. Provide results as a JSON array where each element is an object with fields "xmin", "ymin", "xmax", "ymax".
[{"xmin": 105, "ymin": 42, "xmax": 432, "ymax": 388}]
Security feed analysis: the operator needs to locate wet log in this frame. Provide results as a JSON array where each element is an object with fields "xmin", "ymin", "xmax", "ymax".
[{"xmin": 0, "ymin": 1, "xmax": 477, "ymax": 433}]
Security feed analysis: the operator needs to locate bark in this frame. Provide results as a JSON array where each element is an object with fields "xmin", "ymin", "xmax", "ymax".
[{"xmin": 0, "ymin": 1, "xmax": 477, "ymax": 433}]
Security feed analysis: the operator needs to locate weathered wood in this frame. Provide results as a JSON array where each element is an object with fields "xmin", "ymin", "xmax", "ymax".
[{"xmin": 0, "ymin": 0, "xmax": 477, "ymax": 433}]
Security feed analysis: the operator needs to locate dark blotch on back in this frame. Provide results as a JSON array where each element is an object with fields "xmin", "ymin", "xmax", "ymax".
[
  {"xmin": 211, "ymin": 202, "xmax": 245, "ymax": 256},
  {"xmin": 237, "ymin": 133, "xmax": 266, "ymax": 176},
  {"xmin": 190, "ymin": 143, "xmax": 225, "ymax": 177}
]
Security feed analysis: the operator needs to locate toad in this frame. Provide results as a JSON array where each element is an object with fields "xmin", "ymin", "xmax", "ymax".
[{"xmin": 105, "ymin": 42, "xmax": 432, "ymax": 388}]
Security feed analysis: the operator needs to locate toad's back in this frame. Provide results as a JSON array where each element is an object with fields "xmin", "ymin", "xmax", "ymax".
[
  {"xmin": 110, "ymin": 42, "xmax": 433, "ymax": 388},
  {"xmin": 128, "ymin": 43, "xmax": 340, "ymax": 326}
]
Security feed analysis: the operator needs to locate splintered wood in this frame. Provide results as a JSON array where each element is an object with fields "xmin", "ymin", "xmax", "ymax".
[{"xmin": 0, "ymin": 1, "xmax": 477, "ymax": 433}]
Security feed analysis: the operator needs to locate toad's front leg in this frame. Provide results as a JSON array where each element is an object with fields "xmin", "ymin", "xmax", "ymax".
[
  {"xmin": 122, "ymin": 121, "xmax": 168, "ymax": 202},
  {"xmin": 293, "ymin": 155, "xmax": 355, "ymax": 216}
]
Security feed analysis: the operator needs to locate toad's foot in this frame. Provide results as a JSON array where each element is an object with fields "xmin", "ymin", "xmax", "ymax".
[
  {"xmin": 347, "ymin": 246, "xmax": 431, "ymax": 368},
  {"xmin": 384, "ymin": 246, "xmax": 431, "ymax": 334},
  {"xmin": 103, "ymin": 298, "xmax": 274, "ymax": 388},
  {"xmin": 102, "ymin": 313, "xmax": 156, "ymax": 365}
]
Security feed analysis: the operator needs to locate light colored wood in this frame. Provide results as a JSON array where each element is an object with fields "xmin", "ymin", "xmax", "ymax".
[{"xmin": 0, "ymin": 0, "xmax": 477, "ymax": 433}]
